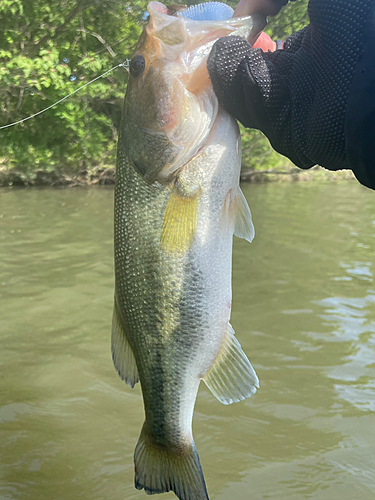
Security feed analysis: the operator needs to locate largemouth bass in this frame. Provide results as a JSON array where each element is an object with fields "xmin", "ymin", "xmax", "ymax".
[{"xmin": 113, "ymin": 3, "xmax": 265, "ymax": 499}]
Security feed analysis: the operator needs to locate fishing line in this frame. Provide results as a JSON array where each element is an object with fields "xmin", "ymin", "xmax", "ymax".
[{"xmin": 0, "ymin": 59, "xmax": 131, "ymax": 130}]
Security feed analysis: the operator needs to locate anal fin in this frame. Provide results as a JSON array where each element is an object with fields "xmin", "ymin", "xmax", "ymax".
[
  {"xmin": 111, "ymin": 299, "xmax": 139, "ymax": 388},
  {"xmin": 203, "ymin": 324, "xmax": 259, "ymax": 405}
]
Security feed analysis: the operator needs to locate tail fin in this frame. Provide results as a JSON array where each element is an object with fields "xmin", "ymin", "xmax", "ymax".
[{"xmin": 134, "ymin": 424, "xmax": 209, "ymax": 500}]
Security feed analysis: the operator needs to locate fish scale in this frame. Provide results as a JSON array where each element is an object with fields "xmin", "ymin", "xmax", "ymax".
[{"xmin": 112, "ymin": 2, "xmax": 264, "ymax": 499}]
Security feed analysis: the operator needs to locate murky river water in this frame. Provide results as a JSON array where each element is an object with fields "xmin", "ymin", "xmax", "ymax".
[{"xmin": 1, "ymin": 181, "xmax": 374, "ymax": 500}]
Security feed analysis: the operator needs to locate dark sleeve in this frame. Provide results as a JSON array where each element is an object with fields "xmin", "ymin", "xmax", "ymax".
[{"xmin": 207, "ymin": 0, "xmax": 375, "ymax": 190}]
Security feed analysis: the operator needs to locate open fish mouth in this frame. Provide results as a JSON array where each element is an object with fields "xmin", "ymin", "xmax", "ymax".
[{"xmin": 124, "ymin": 2, "xmax": 265, "ymax": 185}]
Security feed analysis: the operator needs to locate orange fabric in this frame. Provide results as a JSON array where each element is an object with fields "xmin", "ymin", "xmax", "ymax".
[{"xmin": 253, "ymin": 32, "xmax": 277, "ymax": 52}]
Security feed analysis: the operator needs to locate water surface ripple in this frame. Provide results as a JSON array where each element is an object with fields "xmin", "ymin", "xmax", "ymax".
[{"xmin": 1, "ymin": 182, "xmax": 374, "ymax": 499}]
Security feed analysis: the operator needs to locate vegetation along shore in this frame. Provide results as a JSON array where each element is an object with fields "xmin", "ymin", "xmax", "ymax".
[
  {"xmin": 0, "ymin": 0, "xmax": 353, "ymax": 187},
  {"xmin": 0, "ymin": 163, "xmax": 355, "ymax": 187}
]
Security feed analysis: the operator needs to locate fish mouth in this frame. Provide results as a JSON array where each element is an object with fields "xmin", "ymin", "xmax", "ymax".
[{"xmin": 127, "ymin": 2, "xmax": 267, "ymax": 184}]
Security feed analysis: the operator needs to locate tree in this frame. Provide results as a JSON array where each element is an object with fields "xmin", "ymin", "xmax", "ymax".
[
  {"xmin": 0, "ymin": 0, "xmax": 145, "ymax": 175},
  {"xmin": 0, "ymin": 0, "xmax": 309, "ymax": 178}
]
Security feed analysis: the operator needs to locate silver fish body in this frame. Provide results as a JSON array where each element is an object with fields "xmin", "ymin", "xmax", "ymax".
[{"xmin": 112, "ymin": 3, "xmax": 264, "ymax": 499}]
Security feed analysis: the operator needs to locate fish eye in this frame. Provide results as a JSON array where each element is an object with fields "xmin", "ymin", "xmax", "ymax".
[{"xmin": 130, "ymin": 55, "xmax": 145, "ymax": 78}]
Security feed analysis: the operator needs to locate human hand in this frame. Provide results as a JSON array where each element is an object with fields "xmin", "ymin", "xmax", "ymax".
[{"xmin": 234, "ymin": 0, "xmax": 287, "ymax": 18}]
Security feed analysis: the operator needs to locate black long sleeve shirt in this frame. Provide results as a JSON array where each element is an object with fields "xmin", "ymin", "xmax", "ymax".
[{"xmin": 207, "ymin": 0, "xmax": 375, "ymax": 190}]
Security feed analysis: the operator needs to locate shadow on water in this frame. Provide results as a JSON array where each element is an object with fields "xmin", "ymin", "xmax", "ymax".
[{"xmin": 1, "ymin": 181, "xmax": 374, "ymax": 499}]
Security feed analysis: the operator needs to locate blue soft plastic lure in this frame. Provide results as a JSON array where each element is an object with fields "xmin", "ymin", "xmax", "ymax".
[{"xmin": 179, "ymin": 2, "xmax": 234, "ymax": 21}]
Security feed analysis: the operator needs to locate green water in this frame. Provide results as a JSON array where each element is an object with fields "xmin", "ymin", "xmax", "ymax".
[{"xmin": 1, "ymin": 181, "xmax": 374, "ymax": 500}]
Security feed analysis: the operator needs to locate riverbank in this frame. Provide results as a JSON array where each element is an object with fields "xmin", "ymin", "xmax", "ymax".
[
  {"xmin": 240, "ymin": 165, "xmax": 356, "ymax": 183},
  {"xmin": 0, "ymin": 164, "xmax": 355, "ymax": 187},
  {"xmin": 0, "ymin": 166, "xmax": 116, "ymax": 187}
]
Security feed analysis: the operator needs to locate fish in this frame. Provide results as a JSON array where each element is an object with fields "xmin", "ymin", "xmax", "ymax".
[{"xmin": 112, "ymin": 3, "xmax": 265, "ymax": 499}]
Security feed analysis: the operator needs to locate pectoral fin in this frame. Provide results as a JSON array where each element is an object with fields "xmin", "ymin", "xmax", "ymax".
[
  {"xmin": 111, "ymin": 299, "xmax": 139, "ymax": 388},
  {"xmin": 160, "ymin": 184, "xmax": 200, "ymax": 254},
  {"xmin": 234, "ymin": 188, "xmax": 255, "ymax": 243},
  {"xmin": 203, "ymin": 324, "xmax": 259, "ymax": 405}
]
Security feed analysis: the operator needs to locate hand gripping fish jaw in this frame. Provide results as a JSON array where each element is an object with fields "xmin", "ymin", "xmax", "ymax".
[
  {"xmin": 113, "ymin": 3, "xmax": 262, "ymax": 500},
  {"xmin": 122, "ymin": 1, "xmax": 265, "ymax": 185}
]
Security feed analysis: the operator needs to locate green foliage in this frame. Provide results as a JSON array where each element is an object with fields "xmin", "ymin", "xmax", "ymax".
[
  {"xmin": 0, "ymin": 0, "xmax": 147, "ymax": 174},
  {"xmin": 240, "ymin": 126, "xmax": 288, "ymax": 170},
  {"xmin": 267, "ymin": 0, "xmax": 309, "ymax": 39},
  {"xmin": 0, "ymin": 0, "xmax": 310, "ymax": 176}
]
